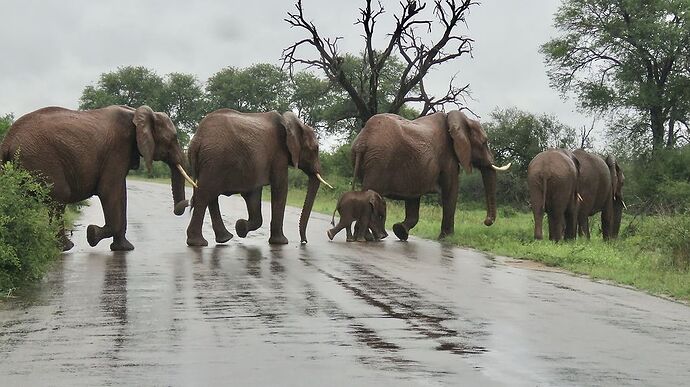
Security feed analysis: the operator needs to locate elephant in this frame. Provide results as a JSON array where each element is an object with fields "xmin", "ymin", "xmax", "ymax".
[
  {"xmin": 327, "ymin": 189, "xmax": 387, "ymax": 242},
  {"xmin": 572, "ymin": 149, "xmax": 625, "ymax": 240},
  {"xmin": 527, "ymin": 149, "xmax": 581, "ymax": 241},
  {"xmin": 351, "ymin": 110, "xmax": 510, "ymax": 241},
  {"xmin": 182, "ymin": 109, "xmax": 331, "ymax": 246},
  {"xmin": 0, "ymin": 105, "xmax": 195, "ymax": 251}
]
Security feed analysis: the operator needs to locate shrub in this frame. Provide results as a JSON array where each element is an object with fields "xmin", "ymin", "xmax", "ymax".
[
  {"xmin": 0, "ymin": 162, "xmax": 61, "ymax": 292},
  {"xmin": 641, "ymin": 214, "xmax": 690, "ymax": 270}
]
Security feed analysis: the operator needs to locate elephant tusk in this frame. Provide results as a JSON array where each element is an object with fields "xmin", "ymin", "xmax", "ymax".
[
  {"xmin": 491, "ymin": 162, "xmax": 511, "ymax": 171},
  {"xmin": 622, "ymin": 200, "xmax": 627, "ymax": 210},
  {"xmin": 176, "ymin": 164, "xmax": 198, "ymax": 189},
  {"xmin": 577, "ymin": 193, "xmax": 583, "ymax": 202},
  {"xmin": 316, "ymin": 173, "xmax": 333, "ymax": 189}
]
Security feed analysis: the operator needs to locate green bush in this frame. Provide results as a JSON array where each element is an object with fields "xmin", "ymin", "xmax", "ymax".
[
  {"xmin": 641, "ymin": 214, "xmax": 690, "ymax": 270},
  {"xmin": 128, "ymin": 160, "xmax": 172, "ymax": 179},
  {"xmin": 0, "ymin": 162, "xmax": 61, "ymax": 292}
]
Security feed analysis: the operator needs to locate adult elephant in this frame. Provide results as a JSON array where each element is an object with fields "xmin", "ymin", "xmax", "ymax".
[
  {"xmin": 351, "ymin": 110, "xmax": 510, "ymax": 241},
  {"xmin": 0, "ymin": 105, "xmax": 195, "ymax": 251},
  {"xmin": 183, "ymin": 109, "xmax": 331, "ymax": 246},
  {"xmin": 572, "ymin": 149, "xmax": 625, "ymax": 240},
  {"xmin": 527, "ymin": 149, "xmax": 580, "ymax": 241}
]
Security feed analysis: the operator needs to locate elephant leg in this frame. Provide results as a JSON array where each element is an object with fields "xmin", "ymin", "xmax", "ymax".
[
  {"xmin": 393, "ymin": 198, "xmax": 420, "ymax": 241},
  {"xmin": 92, "ymin": 181, "xmax": 133, "ymax": 251},
  {"xmin": 355, "ymin": 215, "xmax": 371, "ymax": 242},
  {"xmin": 327, "ymin": 219, "xmax": 349, "ymax": 241},
  {"xmin": 209, "ymin": 197, "xmax": 233, "ymax": 243},
  {"xmin": 578, "ymin": 215, "xmax": 590, "ymax": 239},
  {"xmin": 186, "ymin": 191, "xmax": 210, "ymax": 247},
  {"xmin": 346, "ymin": 223, "xmax": 355, "ymax": 242},
  {"xmin": 601, "ymin": 199, "xmax": 614, "ymax": 241},
  {"xmin": 236, "ymin": 188, "xmax": 263, "ymax": 238},
  {"xmin": 549, "ymin": 212, "xmax": 566, "ymax": 242},
  {"xmin": 439, "ymin": 172, "xmax": 459, "ymax": 239},
  {"xmin": 269, "ymin": 179, "xmax": 289, "ymax": 245},
  {"xmin": 533, "ymin": 208, "xmax": 544, "ymax": 240},
  {"xmin": 564, "ymin": 206, "xmax": 577, "ymax": 241}
]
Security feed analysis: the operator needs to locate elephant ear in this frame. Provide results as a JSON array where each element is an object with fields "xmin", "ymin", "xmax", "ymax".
[
  {"xmin": 447, "ymin": 110, "xmax": 472, "ymax": 174},
  {"xmin": 280, "ymin": 111, "xmax": 302, "ymax": 169},
  {"xmin": 133, "ymin": 105, "xmax": 156, "ymax": 174},
  {"xmin": 607, "ymin": 155, "xmax": 624, "ymax": 199}
]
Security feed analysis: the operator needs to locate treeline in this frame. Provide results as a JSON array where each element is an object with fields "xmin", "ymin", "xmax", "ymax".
[{"xmin": 79, "ymin": 59, "xmax": 419, "ymax": 148}]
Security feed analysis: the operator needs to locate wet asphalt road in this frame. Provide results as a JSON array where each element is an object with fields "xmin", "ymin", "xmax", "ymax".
[{"xmin": 1, "ymin": 180, "xmax": 690, "ymax": 386}]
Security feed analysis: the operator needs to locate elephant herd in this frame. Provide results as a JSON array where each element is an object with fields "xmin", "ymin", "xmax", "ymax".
[
  {"xmin": 527, "ymin": 148, "xmax": 625, "ymax": 242},
  {"xmin": 0, "ymin": 104, "xmax": 619, "ymax": 252}
]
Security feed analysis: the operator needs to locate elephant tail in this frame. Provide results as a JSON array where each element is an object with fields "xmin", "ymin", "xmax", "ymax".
[
  {"xmin": 540, "ymin": 176, "xmax": 547, "ymax": 212},
  {"xmin": 352, "ymin": 151, "xmax": 362, "ymax": 190}
]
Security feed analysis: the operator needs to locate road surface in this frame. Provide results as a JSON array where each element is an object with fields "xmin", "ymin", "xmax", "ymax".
[{"xmin": 1, "ymin": 180, "xmax": 689, "ymax": 386}]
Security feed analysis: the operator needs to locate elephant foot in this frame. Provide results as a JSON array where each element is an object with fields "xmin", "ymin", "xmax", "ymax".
[
  {"xmin": 187, "ymin": 236, "xmax": 209, "ymax": 247},
  {"xmin": 215, "ymin": 230, "xmax": 233, "ymax": 244},
  {"xmin": 392, "ymin": 223, "xmax": 409, "ymax": 241},
  {"xmin": 236, "ymin": 219, "xmax": 249, "ymax": 238},
  {"xmin": 438, "ymin": 230, "xmax": 453, "ymax": 240},
  {"xmin": 346, "ymin": 237, "xmax": 356, "ymax": 242},
  {"xmin": 268, "ymin": 235, "xmax": 288, "ymax": 245},
  {"xmin": 87, "ymin": 224, "xmax": 112, "ymax": 247},
  {"xmin": 61, "ymin": 237, "xmax": 75, "ymax": 252},
  {"xmin": 327, "ymin": 229, "xmax": 336, "ymax": 241},
  {"xmin": 110, "ymin": 238, "xmax": 134, "ymax": 251},
  {"xmin": 364, "ymin": 230, "xmax": 375, "ymax": 242}
]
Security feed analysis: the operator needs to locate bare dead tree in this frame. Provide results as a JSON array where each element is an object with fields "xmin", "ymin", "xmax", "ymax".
[
  {"xmin": 282, "ymin": 0, "xmax": 477, "ymax": 129},
  {"xmin": 579, "ymin": 117, "xmax": 596, "ymax": 149}
]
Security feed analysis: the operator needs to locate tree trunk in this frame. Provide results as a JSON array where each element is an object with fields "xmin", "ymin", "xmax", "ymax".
[{"xmin": 650, "ymin": 108, "xmax": 665, "ymax": 150}]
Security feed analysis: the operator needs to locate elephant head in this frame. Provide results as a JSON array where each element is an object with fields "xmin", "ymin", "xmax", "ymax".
[
  {"xmin": 367, "ymin": 190, "xmax": 388, "ymax": 240},
  {"xmin": 606, "ymin": 155, "xmax": 625, "ymax": 237},
  {"xmin": 132, "ymin": 105, "xmax": 195, "ymax": 216},
  {"xmin": 446, "ymin": 110, "xmax": 510, "ymax": 227},
  {"xmin": 280, "ymin": 111, "xmax": 332, "ymax": 243}
]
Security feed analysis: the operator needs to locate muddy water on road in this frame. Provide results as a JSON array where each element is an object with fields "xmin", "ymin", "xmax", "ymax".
[{"xmin": 1, "ymin": 180, "xmax": 690, "ymax": 386}]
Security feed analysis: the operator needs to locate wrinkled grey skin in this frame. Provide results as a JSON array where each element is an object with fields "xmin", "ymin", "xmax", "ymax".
[
  {"xmin": 527, "ymin": 149, "xmax": 580, "ymax": 241},
  {"xmin": 573, "ymin": 149, "xmax": 625, "ymax": 240},
  {"xmin": 327, "ymin": 190, "xmax": 388, "ymax": 242},
  {"xmin": 182, "ymin": 109, "xmax": 325, "ymax": 246},
  {"xmin": 0, "ymin": 105, "xmax": 189, "ymax": 251},
  {"xmin": 352, "ymin": 110, "xmax": 503, "ymax": 241}
]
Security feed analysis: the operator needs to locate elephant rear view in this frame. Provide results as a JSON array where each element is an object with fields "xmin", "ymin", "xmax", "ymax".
[
  {"xmin": 527, "ymin": 149, "xmax": 580, "ymax": 241},
  {"xmin": 0, "ymin": 105, "xmax": 195, "ymax": 251},
  {"xmin": 183, "ymin": 109, "xmax": 331, "ymax": 246},
  {"xmin": 572, "ymin": 149, "xmax": 625, "ymax": 240},
  {"xmin": 351, "ymin": 110, "xmax": 510, "ymax": 241}
]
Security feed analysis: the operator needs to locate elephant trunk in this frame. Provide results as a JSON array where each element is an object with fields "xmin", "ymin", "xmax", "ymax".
[
  {"xmin": 481, "ymin": 167, "xmax": 497, "ymax": 226},
  {"xmin": 170, "ymin": 164, "xmax": 188, "ymax": 216},
  {"xmin": 611, "ymin": 198, "xmax": 624, "ymax": 238},
  {"xmin": 299, "ymin": 175, "xmax": 320, "ymax": 243}
]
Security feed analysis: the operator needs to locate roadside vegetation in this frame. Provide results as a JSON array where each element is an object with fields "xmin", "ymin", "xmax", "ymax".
[{"xmin": 0, "ymin": 162, "xmax": 61, "ymax": 293}]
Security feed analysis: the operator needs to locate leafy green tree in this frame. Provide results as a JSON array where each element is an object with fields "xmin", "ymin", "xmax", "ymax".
[
  {"xmin": 206, "ymin": 63, "xmax": 290, "ymax": 113},
  {"xmin": 541, "ymin": 0, "xmax": 690, "ymax": 150},
  {"xmin": 485, "ymin": 107, "xmax": 577, "ymax": 177},
  {"xmin": 79, "ymin": 66, "xmax": 205, "ymax": 145},
  {"xmin": 80, "ymin": 66, "xmax": 164, "ymax": 109},
  {"xmin": 160, "ymin": 73, "xmax": 206, "ymax": 145},
  {"xmin": 0, "ymin": 113, "xmax": 13, "ymax": 140}
]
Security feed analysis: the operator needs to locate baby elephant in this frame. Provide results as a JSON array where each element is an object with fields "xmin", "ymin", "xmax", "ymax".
[{"xmin": 327, "ymin": 190, "xmax": 387, "ymax": 242}]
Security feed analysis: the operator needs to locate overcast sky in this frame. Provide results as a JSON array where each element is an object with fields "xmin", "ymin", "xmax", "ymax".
[{"xmin": 0, "ymin": 0, "xmax": 592, "ymax": 134}]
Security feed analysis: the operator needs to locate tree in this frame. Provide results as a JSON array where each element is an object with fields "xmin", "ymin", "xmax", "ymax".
[
  {"xmin": 80, "ymin": 66, "xmax": 165, "ymax": 109},
  {"xmin": 282, "ymin": 0, "xmax": 476, "ymax": 130},
  {"xmin": 541, "ymin": 0, "xmax": 690, "ymax": 150},
  {"xmin": 79, "ymin": 66, "xmax": 205, "ymax": 145},
  {"xmin": 0, "ymin": 113, "xmax": 13, "ymax": 140},
  {"xmin": 206, "ymin": 64, "xmax": 291, "ymax": 113},
  {"xmin": 485, "ymin": 107, "xmax": 577, "ymax": 177}
]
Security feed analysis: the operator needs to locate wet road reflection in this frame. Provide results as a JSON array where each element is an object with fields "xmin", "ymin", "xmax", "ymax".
[{"xmin": 1, "ymin": 180, "xmax": 690, "ymax": 386}]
